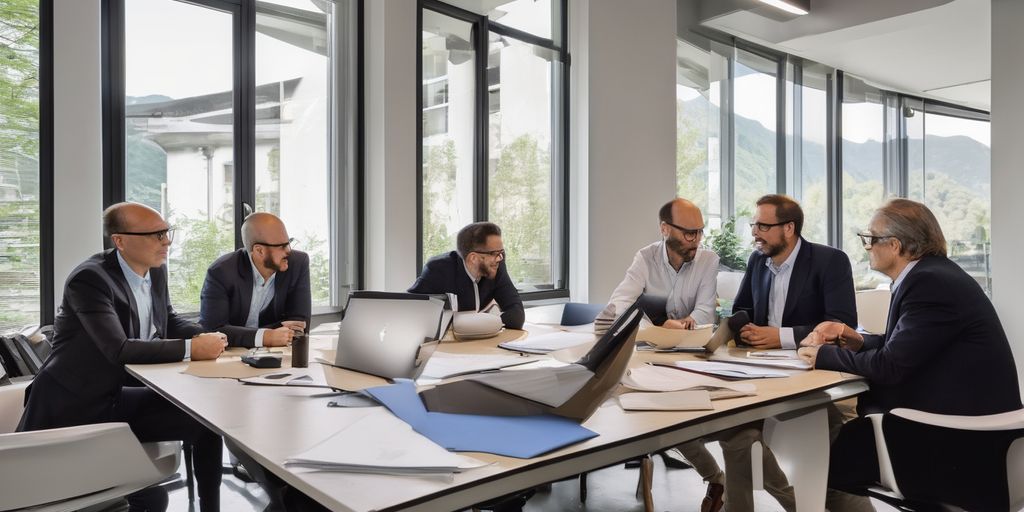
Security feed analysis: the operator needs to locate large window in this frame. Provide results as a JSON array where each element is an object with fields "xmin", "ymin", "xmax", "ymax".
[
  {"xmin": 0, "ymin": 0, "xmax": 48, "ymax": 331},
  {"xmin": 111, "ymin": 0, "xmax": 359, "ymax": 311},
  {"xmin": 733, "ymin": 47, "xmax": 778, "ymax": 223},
  {"xmin": 789, "ymin": 62, "xmax": 829, "ymax": 245},
  {"xmin": 419, "ymin": 0, "xmax": 567, "ymax": 296}
]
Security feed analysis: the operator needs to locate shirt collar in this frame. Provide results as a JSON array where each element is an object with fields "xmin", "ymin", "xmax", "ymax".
[
  {"xmin": 116, "ymin": 250, "xmax": 150, "ymax": 288},
  {"xmin": 766, "ymin": 238, "xmax": 802, "ymax": 275},
  {"xmin": 891, "ymin": 259, "xmax": 920, "ymax": 294},
  {"xmin": 247, "ymin": 250, "xmax": 275, "ymax": 287},
  {"xmin": 661, "ymin": 240, "xmax": 692, "ymax": 274},
  {"xmin": 463, "ymin": 260, "xmax": 481, "ymax": 284}
]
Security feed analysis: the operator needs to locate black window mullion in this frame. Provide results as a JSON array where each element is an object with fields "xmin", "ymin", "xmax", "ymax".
[
  {"xmin": 775, "ymin": 56, "xmax": 786, "ymax": 194},
  {"xmin": 101, "ymin": 0, "xmax": 126, "ymax": 211},
  {"xmin": 415, "ymin": 2, "xmax": 424, "ymax": 274},
  {"xmin": 40, "ymin": 0, "xmax": 54, "ymax": 324},
  {"xmin": 473, "ymin": 17, "xmax": 489, "ymax": 222},
  {"xmin": 234, "ymin": 0, "xmax": 256, "ymax": 249},
  {"xmin": 827, "ymin": 71, "xmax": 843, "ymax": 249}
]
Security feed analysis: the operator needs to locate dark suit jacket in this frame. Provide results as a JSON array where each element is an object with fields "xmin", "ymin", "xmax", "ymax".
[
  {"xmin": 408, "ymin": 251, "xmax": 525, "ymax": 329},
  {"xmin": 199, "ymin": 248, "xmax": 312, "ymax": 348},
  {"xmin": 733, "ymin": 238, "xmax": 857, "ymax": 342},
  {"xmin": 817, "ymin": 255, "xmax": 1022, "ymax": 416},
  {"xmin": 18, "ymin": 249, "xmax": 202, "ymax": 431}
]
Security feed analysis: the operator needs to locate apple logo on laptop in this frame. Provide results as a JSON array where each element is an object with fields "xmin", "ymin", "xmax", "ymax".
[{"xmin": 379, "ymin": 326, "xmax": 387, "ymax": 343}]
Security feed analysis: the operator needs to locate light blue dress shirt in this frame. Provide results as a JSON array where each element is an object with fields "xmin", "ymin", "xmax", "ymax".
[
  {"xmin": 116, "ymin": 251, "xmax": 191, "ymax": 359},
  {"xmin": 890, "ymin": 259, "xmax": 920, "ymax": 294},
  {"xmin": 766, "ymin": 238, "xmax": 802, "ymax": 349},
  {"xmin": 246, "ymin": 253, "xmax": 277, "ymax": 347}
]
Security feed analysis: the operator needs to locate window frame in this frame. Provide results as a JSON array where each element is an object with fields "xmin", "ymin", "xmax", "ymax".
[
  {"xmin": 416, "ymin": 0, "xmax": 570, "ymax": 300},
  {"xmin": 100, "ymin": 0, "xmax": 363, "ymax": 315}
]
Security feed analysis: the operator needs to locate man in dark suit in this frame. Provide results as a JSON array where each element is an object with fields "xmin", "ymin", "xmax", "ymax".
[
  {"xmin": 17, "ymin": 202, "xmax": 228, "ymax": 512},
  {"xmin": 409, "ymin": 221, "xmax": 524, "ymax": 329},
  {"xmin": 200, "ymin": 212, "xmax": 311, "ymax": 348},
  {"xmin": 800, "ymin": 199, "xmax": 1021, "ymax": 511},
  {"xmin": 708, "ymin": 194, "xmax": 858, "ymax": 512}
]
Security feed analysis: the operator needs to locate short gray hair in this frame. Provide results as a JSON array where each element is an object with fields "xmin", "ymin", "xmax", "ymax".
[{"xmin": 874, "ymin": 198, "xmax": 947, "ymax": 259}]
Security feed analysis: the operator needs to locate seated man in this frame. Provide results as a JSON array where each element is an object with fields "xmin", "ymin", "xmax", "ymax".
[
  {"xmin": 200, "ymin": 212, "xmax": 311, "ymax": 348},
  {"xmin": 800, "ymin": 199, "xmax": 1021, "ymax": 512},
  {"xmin": 17, "ymin": 202, "xmax": 228, "ymax": 512},
  {"xmin": 409, "ymin": 221, "xmax": 524, "ymax": 329},
  {"xmin": 709, "ymin": 194, "xmax": 858, "ymax": 512},
  {"xmin": 597, "ymin": 197, "xmax": 727, "ymax": 509}
]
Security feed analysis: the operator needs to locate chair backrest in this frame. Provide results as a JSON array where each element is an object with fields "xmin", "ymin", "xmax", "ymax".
[
  {"xmin": 717, "ymin": 271, "xmax": 743, "ymax": 302},
  {"xmin": 855, "ymin": 289, "xmax": 891, "ymax": 334},
  {"xmin": 0, "ymin": 381, "xmax": 29, "ymax": 434},
  {"xmin": 0, "ymin": 422, "xmax": 177, "ymax": 511},
  {"xmin": 560, "ymin": 303, "xmax": 605, "ymax": 326}
]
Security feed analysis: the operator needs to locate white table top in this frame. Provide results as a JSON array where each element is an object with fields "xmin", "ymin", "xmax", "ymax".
[{"xmin": 128, "ymin": 337, "xmax": 866, "ymax": 512}]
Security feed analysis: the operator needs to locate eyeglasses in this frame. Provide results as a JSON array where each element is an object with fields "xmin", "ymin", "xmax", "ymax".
[
  {"xmin": 255, "ymin": 237, "xmax": 296, "ymax": 250},
  {"xmin": 472, "ymin": 249, "xmax": 506, "ymax": 260},
  {"xmin": 856, "ymin": 232, "xmax": 896, "ymax": 249},
  {"xmin": 749, "ymin": 220, "xmax": 792, "ymax": 232},
  {"xmin": 662, "ymin": 221, "xmax": 704, "ymax": 242},
  {"xmin": 114, "ymin": 227, "xmax": 176, "ymax": 242}
]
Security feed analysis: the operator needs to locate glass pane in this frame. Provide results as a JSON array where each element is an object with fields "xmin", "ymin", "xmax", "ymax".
[
  {"xmin": 487, "ymin": 35, "xmax": 559, "ymax": 290},
  {"xmin": 921, "ymin": 110, "xmax": 991, "ymax": 294},
  {"xmin": 0, "ymin": 0, "xmax": 41, "ymax": 331},
  {"xmin": 733, "ymin": 48, "xmax": 778, "ymax": 250},
  {"xmin": 796, "ymin": 64, "xmax": 829, "ymax": 244},
  {"xmin": 841, "ymin": 75, "xmax": 887, "ymax": 290},
  {"xmin": 124, "ymin": 0, "xmax": 235, "ymax": 311},
  {"xmin": 421, "ymin": 10, "xmax": 476, "ymax": 261},
  {"xmin": 446, "ymin": 0, "xmax": 559, "ymax": 41},
  {"xmin": 255, "ymin": 0, "xmax": 335, "ymax": 306},
  {"xmin": 676, "ymin": 40, "xmax": 725, "ymax": 229}
]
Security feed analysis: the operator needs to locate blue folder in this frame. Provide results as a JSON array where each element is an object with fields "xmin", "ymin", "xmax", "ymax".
[{"xmin": 365, "ymin": 380, "xmax": 599, "ymax": 459}]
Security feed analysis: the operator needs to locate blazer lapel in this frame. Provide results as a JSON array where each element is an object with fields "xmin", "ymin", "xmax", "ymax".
[
  {"xmin": 754, "ymin": 263, "xmax": 771, "ymax": 325},
  {"xmin": 782, "ymin": 240, "xmax": 811, "ymax": 322},
  {"xmin": 150, "ymin": 266, "xmax": 168, "ymax": 337},
  {"xmin": 103, "ymin": 250, "xmax": 139, "ymax": 338},
  {"xmin": 237, "ymin": 250, "xmax": 255, "ymax": 320},
  {"xmin": 273, "ymin": 265, "xmax": 288, "ymax": 318}
]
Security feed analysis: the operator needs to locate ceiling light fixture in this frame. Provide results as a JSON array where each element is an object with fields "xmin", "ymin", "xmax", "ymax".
[{"xmin": 758, "ymin": 0, "xmax": 809, "ymax": 16}]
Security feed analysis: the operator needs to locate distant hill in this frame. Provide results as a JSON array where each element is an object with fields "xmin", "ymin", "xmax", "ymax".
[{"xmin": 127, "ymin": 94, "xmax": 174, "ymax": 106}]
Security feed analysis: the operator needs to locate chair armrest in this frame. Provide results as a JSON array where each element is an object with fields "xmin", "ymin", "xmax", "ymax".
[
  {"xmin": 867, "ymin": 413, "xmax": 903, "ymax": 498},
  {"xmin": 890, "ymin": 408, "xmax": 1024, "ymax": 431}
]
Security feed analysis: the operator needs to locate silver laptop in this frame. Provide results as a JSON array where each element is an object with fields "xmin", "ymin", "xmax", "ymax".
[{"xmin": 333, "ymin": 292, "xmax": 448, "ymax": 379}]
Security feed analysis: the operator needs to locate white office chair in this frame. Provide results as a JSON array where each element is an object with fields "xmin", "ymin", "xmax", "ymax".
[
  {"xmin": 0, "ymin": 382, "xmax": 181, "ymax": 512},
  {"xmin": 854, "ymin": 289, "xmax": 890, "ymax": 335},
  {"xmin": 717, "ymin": 271, "xmax": 744, "ymax": 302},
  {"xmin": 866, "ymin": 408, "xmax": 1024, "ymax": 511}
]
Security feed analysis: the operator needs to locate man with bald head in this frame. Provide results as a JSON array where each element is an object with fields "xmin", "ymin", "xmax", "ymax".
[
  {"xmin": 17, "ymin": 202, "xmax": 228, "ymax": 512},
  {"xmin": 200, "ymin": 212, "xmax": 311, "ymax": 348}
]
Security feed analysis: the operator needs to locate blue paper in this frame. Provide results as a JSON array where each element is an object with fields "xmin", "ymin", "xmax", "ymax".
[{"xmin": 365, "ymin": 380, "xmax": 599, "ymax": 459}]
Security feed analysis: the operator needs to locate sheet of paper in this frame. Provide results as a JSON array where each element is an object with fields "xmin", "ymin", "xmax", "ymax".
[
  {"xmin": 620, "ymin": 365, "xmax": 757, "ymax": 397},
  {"xmin": 285, "ymin": 409, "xmax": 487, "ymax": 475},
  {"xmin": 671, "ymin": 361, "xmax": 791, "ymax": 379},
  {"xmin": 709, "ymin": 351, "xmax": 812, "ymax": 370},
  {"xmin": 636, "ymin": 324, "xmax": 714, "ymax": 349},
  {"xmin": 498, "ymin": 331, "xmax": 595, "ymax": 354},
  {"xmin": 619, "ymin": 390, "xmax": 713, "ymax": 411},
  {"xmin": 417, "ymin": 352, "xmax": 539, "ymax": 380},
  {"xmin": 239, "ymin": 367, "xmax": 332, "ymax": 388}
]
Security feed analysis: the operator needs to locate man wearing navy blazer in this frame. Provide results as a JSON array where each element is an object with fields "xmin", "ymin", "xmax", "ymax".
[
  {"xmin": 17, "ymin": 202, "xmax": 228, "ymax": 512},
  {"xmin": 801, "ymin": 199, "xmax": 1021, "ymax": 511},
  {"xmin": 200, "ymin": 212, "xmax": 311, "ymax": 348},
  {"xmin": 409, "ymin": 221, "xmax": 525, "ymax": 329}
]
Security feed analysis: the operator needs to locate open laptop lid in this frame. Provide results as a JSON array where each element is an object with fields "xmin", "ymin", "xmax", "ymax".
[
  {"xmin": 575, "ymin": 299, "xmax": 643, "ymax": 372},
  {"xmin": 704, "ymin": 310, "xmax": 750, "ymax": 353},
  {"xmin": 334, "ymin": 291, "xmax": 446, "ymax": 379}
]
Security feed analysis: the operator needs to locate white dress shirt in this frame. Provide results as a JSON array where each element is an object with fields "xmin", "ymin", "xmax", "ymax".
[
  {"xmin": 600, "ymin": 241, "xmax": 719, "ymax": 328},
  {"xmin": 766, "ymin": 238, "xmax": 801, "ymax": 349},
  {"xmin": 890, "ymin": 259, "xmax": 919, "ymax": 294},
  {"xmin": 116, "ymin": 251, "xmax": 191, "ymax": 358},
  {"xmin": 246, "ymin": 253, "xmax": 277, "ymax": 348}
]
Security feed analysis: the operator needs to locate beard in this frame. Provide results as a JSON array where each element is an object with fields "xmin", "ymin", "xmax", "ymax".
[
  {"xmin": 756, "ymin": 238, "xmax": 785, "ymax": 258},
  {"xmin": 477, "ymin": 259, "xmax": 498, "ymax": 280},
  {"xmin": 666, "ymin": 237, "xmax": 697, "ymax": 262},
  {"xmin": 263, "ymin": 252, "xmax": 287, "ymax": 273}
]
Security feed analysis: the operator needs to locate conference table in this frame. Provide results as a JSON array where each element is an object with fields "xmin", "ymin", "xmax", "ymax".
[{"xmin": 127, "ymin": 321, "xmax": 867, "ymax": 512}]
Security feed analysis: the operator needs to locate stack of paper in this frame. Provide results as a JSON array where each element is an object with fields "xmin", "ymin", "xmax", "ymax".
[
  {"xmin": 636, "ymin": 324, "xmax": 714, "ymax": 350},
  {"xmin": 621, "ymin": 365, "xmax": 756, "ymax": 398},
  {"xmin": 498, "ymin": 331, "xmax": 595, "ymax": 354},
  {"xmin": 669, "ymin": 361, "xmax": 791, "ymax": 379},
  {"xmin": 708, "ymin": 350, "xmax": 811, "ymax": 370},
  {"xmin": 417, "ymin": 353, "xmax": 539, "ymax": 380},
  {"xmin": 285, "ymin": 410, "xmax": 487, "ymax": 476},
  {"xmin": 240, "ymin": 368, "xmax": 332, "ymax": 388}
]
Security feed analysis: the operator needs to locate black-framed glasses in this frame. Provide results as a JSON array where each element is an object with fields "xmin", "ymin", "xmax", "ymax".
[
  {"xmin": 749, "ymin": 220, "xmax": 792, "ymax": 233},
  {"xmin": 856, "ymin": 232, "xmax": 896, "ymax": 249},
  {"xmin": 255, "ymin": 237, "xmax": 297, "ymax": 250},
  {"xmin": 114, "ymin": 227, "xmax": 176, "ymax": 242},
  {"xmin": 662, "ymin": 221, "xmax": 704, "ymax": 242},
  {"xmin": 473, "ymin": 249, "xmax": 506, "ymax": 260}
]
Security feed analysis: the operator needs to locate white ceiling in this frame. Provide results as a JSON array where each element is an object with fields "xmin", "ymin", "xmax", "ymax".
[{"xmin": 698, "ymin": 0, "xmax": 991, "ymax": 110}]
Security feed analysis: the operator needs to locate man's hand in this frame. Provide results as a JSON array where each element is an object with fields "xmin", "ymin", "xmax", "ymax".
[
  {"xmin": 797, "ymin": 345, "xmax": 819, "ymax": 367},
  {"xmin": 191, "ymin": 332, "xmax": 227, "ymax": 360},
  {"xmin": 281, "ymin": 320, "xmax": 307, "ymax": 334},
  {"xmin": 740, "ymin": 324, "xmax": 782, "ymax": 349},
  {"xmin": 662, "ymin": 316, "xmax": 696, "ymax": 330},
  {"xmin": 800, "ymin": 321, "xmax": 864, "ymax": 351},
  {"xmin": 262, "ymin": 326, "xmax": 295, "ymax": 347}
]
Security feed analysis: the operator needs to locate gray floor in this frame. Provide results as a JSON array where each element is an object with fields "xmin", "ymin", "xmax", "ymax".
[{"xmin": 162, "ymin": 442, "xmax": 899, "ymax": 511}]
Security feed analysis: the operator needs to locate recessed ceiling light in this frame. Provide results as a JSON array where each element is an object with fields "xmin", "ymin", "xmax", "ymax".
[{"xmin": 758, "ymin": 0, "xmax": 809, "ymax": 16}]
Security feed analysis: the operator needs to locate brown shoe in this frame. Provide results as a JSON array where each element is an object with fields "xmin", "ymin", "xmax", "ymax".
[{"xmin": 700, "ymin": 482, "xmax": 724, "ymax": 512}]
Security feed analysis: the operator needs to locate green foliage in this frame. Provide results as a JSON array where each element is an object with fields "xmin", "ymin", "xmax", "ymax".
[
  {"xmin": 676, "ymin": 99, "xmax": 709, "ymax": 212},
  {"xmin": 421, "ymin": 139, "xmax": 457, "ymax": 260},
  {"xmin": 302, "ymin": 231, "xmax": 330, "ymax": 304},
  {"xmin": 0, "ymin": 0, "xmax": 40, "ymax": 160},
  {"xmin": 166, "ymin": 215, "xmax": 234, "ymax": 311},
  {"xmin": 0, "ymin": 199, "xmax": 40, "ymax": 331},
  {"xmin": 706, "ymin": 214, "xmax": 748, "ymax": 271},
  {"xmin": 489, "ymin": 134, "xmax": 551, "ymax": 286}
]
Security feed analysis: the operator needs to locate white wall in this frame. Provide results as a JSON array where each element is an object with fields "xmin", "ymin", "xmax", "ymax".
[
  {"xmin": 578, "ymin": 0, "xmax": 679, "ymax": 304},
  {"xmin": 52, "ymin": 0, "xmax": 104, "ymax": 306},
  {"xmin": 990, "ymin": 0, "xmax": 1024, "ymax": 393},
  {"xmin": 363, "ymin": 0, "xmax": 418, "ymax": 291}
]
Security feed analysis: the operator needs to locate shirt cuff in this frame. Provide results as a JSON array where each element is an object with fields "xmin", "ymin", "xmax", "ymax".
[
  {"xmin": 184, "ymin": 338, "xmax": 192, "ymax": 361},
  {"xmin": 780, "ymin": 327, "xmax": 796, "ymax": 349},
  {"xmin": 254, "ymin": 328, "xmax": 266, "ymax": 348}
]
